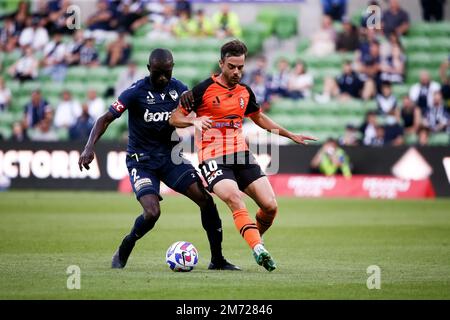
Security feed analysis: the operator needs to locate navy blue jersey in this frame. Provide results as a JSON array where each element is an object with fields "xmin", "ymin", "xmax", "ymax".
[{"xmin": 109, "ymin": 76, "xmax": 188, "ymax": 154}]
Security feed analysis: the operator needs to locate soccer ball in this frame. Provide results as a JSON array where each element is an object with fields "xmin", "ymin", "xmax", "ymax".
[{"xmin": 166, "ymin": 241, "xmax": 199, "ymax": 272}]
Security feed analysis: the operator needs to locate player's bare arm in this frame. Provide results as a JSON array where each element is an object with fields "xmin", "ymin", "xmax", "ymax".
[
  {"xmin": 78, "ymin": 111, "xmax": 116, "ymax": 171},
  {"xmin": 169, "ymin": 106, "xmax": 212, "ymax": 131},
  {"xmin": 249, "ymin": 111, "xmax": 317, "ymax": 145}
]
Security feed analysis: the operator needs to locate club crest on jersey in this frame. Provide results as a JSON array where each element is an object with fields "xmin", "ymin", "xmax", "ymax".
[
  {"xmin": 169, "ymin": 90, "xmax": 178, "ymax": 101},
  {"xmin": 146, "ymin": 91, "xmax": 155, "ymax": 104},
  {"xmin": 239, "ymin": 97, "xmax": 245, "ymax": 109}
]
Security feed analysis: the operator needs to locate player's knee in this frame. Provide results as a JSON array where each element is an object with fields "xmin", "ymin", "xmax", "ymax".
[
  {"xmin": 142, "ymin": 203, "xmax": 161, "ymax": 222},
  {"xmin": 194, "ymin": 188, "xmax": 213, "ymax": 209},
  {"xmin": 223, "ymin": 192, "xmax": 244, "ymax": 210},
  {"xmin": 262, "ymin": 198, "xmax": 278, "ymax": 217}
]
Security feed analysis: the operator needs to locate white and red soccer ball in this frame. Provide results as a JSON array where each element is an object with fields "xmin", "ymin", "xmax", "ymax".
[{"xmin": 166, "ymin": 241, "xmax": 199, "ymax": 272}]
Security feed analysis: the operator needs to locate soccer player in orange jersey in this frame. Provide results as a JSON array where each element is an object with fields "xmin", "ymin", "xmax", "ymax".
[{"xmin": 170, "ymin": 40, "xmax": 316, "ymax": 271}]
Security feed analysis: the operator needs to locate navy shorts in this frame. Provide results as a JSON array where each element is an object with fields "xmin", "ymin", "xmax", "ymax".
[
  {"xmin": 126, "ymin": 152, "xmax": 200, "ymax": 201},
  {"xmin": 199, "ymin": 151, "xmax": 265, "ymax": 193}
]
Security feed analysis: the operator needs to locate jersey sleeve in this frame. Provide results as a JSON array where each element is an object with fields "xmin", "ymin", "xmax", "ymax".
[
  {"xmin": 109, "ymin": 87, "xmax": 134, "ymax": 118},
  {"xmin": 244, "ymin": 85, "xmax": 261, "ymax": 117}
]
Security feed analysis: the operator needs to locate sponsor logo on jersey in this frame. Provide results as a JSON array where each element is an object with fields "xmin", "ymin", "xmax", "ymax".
[
  {"xmin": 112, "ymin": 100, "xmax": 125, "ymax": 113},
  {"xmin": 239, "ymin": 97, "xmax": 245, "ymax": 109},
  {"xmin": 144, "ymin": 110, "xmax": 172, "ymax": 122},
  {"xmin": 207, "ymin": 170, "xmax": 223, "ymax": 184}
]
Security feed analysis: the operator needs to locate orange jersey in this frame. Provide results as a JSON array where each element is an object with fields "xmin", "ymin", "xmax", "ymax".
[{"xmin": 181, "ymin": 75, "xmax": 261, "ymax": 162}]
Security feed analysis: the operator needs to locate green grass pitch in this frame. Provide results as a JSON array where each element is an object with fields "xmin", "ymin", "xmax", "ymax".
[{"xmin": 0, "ymin": 191, "xmax": 449, "ymax": 299}]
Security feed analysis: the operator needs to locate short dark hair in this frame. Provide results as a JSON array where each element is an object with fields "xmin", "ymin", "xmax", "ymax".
[
  {"xmin": 220, "ymin": 39, "xmax": 248, "ymax": 60},
  {"xmin": 149, "ymin": 48, "xmax": 173, "ymax": 65}
]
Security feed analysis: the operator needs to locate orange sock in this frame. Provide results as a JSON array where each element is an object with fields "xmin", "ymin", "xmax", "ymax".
[
  {"xmin": 255, "ymin": 208, "xmax": 277, "ymax": 236},
  {"xmin": 232, "ymin": 208, "xmax": 261, "ymax": 249}
]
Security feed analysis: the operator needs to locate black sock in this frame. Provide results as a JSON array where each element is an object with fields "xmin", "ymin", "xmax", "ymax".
[
  {"xmin": 200, "ymin": 198, "xmax": 224, "ymax": 263},
  {"xmin": 128, "ymin": 213, "xmax": 156, "ymax": 242}
]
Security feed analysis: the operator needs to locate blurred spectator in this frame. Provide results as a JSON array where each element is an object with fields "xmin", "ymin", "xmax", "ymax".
[
  {"xmin": 8, "ymin": 46, "xmax": 39, "ymax": 82},
  {"xmin": 18, "ymin": 16, "xmax": 49, "ymax": 51},
  {"xmin": 54, "ymin": 90, "xmax": 82, "ymax": 129},
  {"xmin": 423, "ymin": 91, "xmax": 449, "ymax": 133},
  {"xmin": 22, "ymin": 90, "xmax": 51, "ymax": 129},
  {"xmin": 319, "ymin": 61, "xmax": 365, "ymax": 102},
  {"xmin": 86, "ymin": 0, "xmax": 113, "ymax": 32},
  {"xmin": 339, "ymin": 125, "xmax": 360, "ymax": 146},
  {"xmin": 41, "ymin": 31, "xmax": 68, "ymax": 82},
  {"xmin": 417, "ymin": 126, "xmax": 430, "ymax": 146},
  {"xmin": 29, "ymin": 111, "xmax": 58, "ymax": 142},
  {"xmin": 10, "ymin": 122, "xmax": 29, "ymax": 142},
  {"xmin": 47, "ymin": 0, "xmax": 76, "ymax": 35},
  {"xmin": 380, "ymin": 35, "xmax": 406, "ymax": 84},
  {"xmin": 114, "ymin": 60, "xmax": 145, "ymax": 97},
  {"xmin": 69, "ymin": 103, "xmax": 95, "ymax": 141},
  {"xmin": 32, "ymin": 0, "xmax": 51, "ymax": 30},
  {"xmin": 357, "ymin": 28, "xmax": 382, "ymax": 65},
  {"xmin": 383, "ymin": 110, "xmax": 404, "ymax": 146},
  {"xmin": 86, "ymin": 89, "xmax": 105, "ymax": 120},
  {"xmin": 0, "ymin": 77, "xmax": 12, "ymax": 112},
  {"xmin": 79, "ymin": 37, "xmax": 100, "ymax": 67},
  {"xmin": 355, "ymin": 40, "xmax": 381, "ymax": 98},
  {"xmin": 249, "ymin": 71, "xmax": 269, "ymax": 111},
  {"xmin": 105, "ymin": 31, "xmax": 131, "ymax": 67},
  {"xmin": 440, "ymin": 55, "xmax": 450, "ymax": 110},
  {"xmin": 287, "ymin": 60, "xmax": 314, "ymax": 100},
  {"xmin": 382, "ymin": 0, "xmax": 410, "ymax": 37},
  {"xmin": 321, "ymin": 0, "xmax": 347, "ymax": 21},
  {"xmin": 132, "ymin": 0, "xmax": 165, "ymax": 32},
  {"xmin": 110, "ymin": 2, "xmax": 142, "ymax": 34},
  {"xmin": 307, "ymin": 15, "xmax": 336, "ymax": 57},
  {"xmin": 189, "ymin": 9, "xmax": 214, "ymax": 37},
  {"xmin": 360, "ymin": 110, "xmax": 378, "ymax": 145},
  {"xmin": 400, "ymin": 96, "xmax": 422, "ymax": 135},
  {"xmin": 371, "ymin": 125, "xmax": 385, "ymax": 146},
  {"xmin": 242, "ymin": 55, "xmax": 268, "ymax": 85},
  {"xmin": 0, "ymin": 15, "xmax": 20, "ymax": 53},
  {"xmin": 65, "ymin": 29, "xmax": 86, "ymax": 66},
  {"xmin": 175, "ymin": 0, "xmax": 192, "ymax": 17},
  {"xmin": 266, "ymin": 58, "xmax": 291, "ymax": 101},
  {"xmin": 420, "ymin": 0, "xmax": 446, "ymax": 22},
  {"xmin": 311, "ymin": 138, "xmax": 352, "ymax": 178},
  {"xmin": 147, "ymin": 4, "xmax": 179, "ymax": 39},
  {"xmin": 13, "ymin": 0, "xmax": 30, "ymax": 32},
  {"xmin": 376, "ymin": 81, "xmax": 397, "ymax": 115},
  {"xmin": 336, "ymin": 18, "xmax": 359, "ymax": 52},
  {"xmin": 173, "ymin": 10, "xmax": 195, "ymax": 38},
  {"xmin": 212, "ymin": 4, "xmax": 242, "ymax": 38},
  {"xmin": 409, "ymin": 71, "xmax": 441, "ymax": 115}
]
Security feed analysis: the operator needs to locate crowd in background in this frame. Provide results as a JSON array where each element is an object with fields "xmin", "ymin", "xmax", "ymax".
[
  {"xmin": 242, "ymin": 0, "xmax": 450, "ymax": 148},
  {"xmin": 0, "ymin": 0, "xmax": 449, "ymax": 147},
  {"xmin": 0, "ymin": 0, "xmax": 243, "ymax": 142}
]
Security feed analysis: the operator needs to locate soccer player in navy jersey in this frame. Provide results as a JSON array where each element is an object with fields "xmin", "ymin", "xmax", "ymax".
[{"xmin": 78, "ymin": 48, "xmax": 239, "ymax": 271}]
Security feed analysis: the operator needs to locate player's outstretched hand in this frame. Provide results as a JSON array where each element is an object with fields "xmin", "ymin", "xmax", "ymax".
[
  {"xmin": 78, "ymin": 148, "xmax": 95, "ymax": 171},
  {"xmin": 289, "ymin": 133, "xmax": 318, "ymax": 145},
  {"xmin": 180, "ymin": 90, "xmax": 194, "ymax": 112},
  {"xmin": 193, "ymin": 116, "xmax": 213, "ymax": 131}
]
